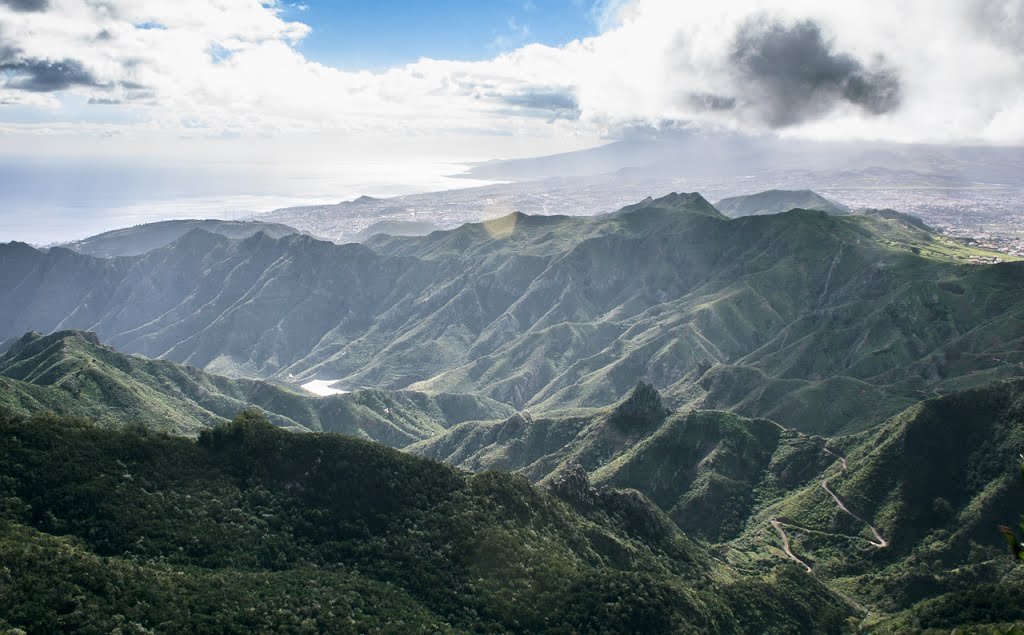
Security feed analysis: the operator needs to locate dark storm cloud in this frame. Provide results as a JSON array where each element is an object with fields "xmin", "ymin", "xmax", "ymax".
[
  {"xmin": 0, "ymin": 38, "xmax": 103, "ymax": 92},
  {"xmin": 0, "ymin": 57, "xmax": 101, "ymax": 91},
  {"xmin": 0, "ymin": 0, "xmax": 48, "ymax": 12},
  {"xmin": 729, "ymin": 17, "xmax": 901, "ymax": 127}
]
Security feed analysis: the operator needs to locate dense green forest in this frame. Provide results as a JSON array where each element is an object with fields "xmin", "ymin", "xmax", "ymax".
[
  {"xmin": 1, "ymin": 379, "xmax": 1022, "ymax": 631},
  {"xmin": 0, "ymin": 410, "xmax": 852, "ymax": 634}
]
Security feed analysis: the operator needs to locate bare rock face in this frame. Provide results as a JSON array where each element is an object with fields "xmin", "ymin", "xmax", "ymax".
[
  {"xmin": 547, "ymin": 463, "xmax": 597, "ymax": 507},
  {"xmin": 609, "ymin": 381, "xmax": 670, "ymax": 428}
]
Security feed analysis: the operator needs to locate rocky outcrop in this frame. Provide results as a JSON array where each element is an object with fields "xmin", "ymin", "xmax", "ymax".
[
  {"xmin": 547, "ymin": 463, "xmax": 598, "ymax": 508},
  {"xmin": 547, "ymin": 462, "xmax": 675, "ymax": 542},
  {"xmin": 609, "ymin": 382, "xmax": 670, "ymax": 429}
]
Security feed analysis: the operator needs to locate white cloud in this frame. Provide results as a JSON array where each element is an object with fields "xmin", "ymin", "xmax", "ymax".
[
  {"xmin": 569, "ymin": 0, "xmax": 1024, "ymax": 144},
  {"xmin": 0, "ymin": 0, "xmax": 1022, "ymax": 150}
]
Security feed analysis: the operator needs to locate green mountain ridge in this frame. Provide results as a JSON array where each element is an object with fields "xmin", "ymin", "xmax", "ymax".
[
  {"xmin": 413, "ymin": 380, "xmax": 1024, "ymax": 630},
  {"xmin": 60, "ymin": 219, "xmax": 302, "ymax": 258},
  {"xmin": 2, "ymin": 192, "xmax": 1021, "ymax": 436},
  {"xmin": 411, "ymin": 383, "xmax": 836, "ymax": 543},
  {"xmin": 0, "ymin": 343, "xmax": 1018, "ymax": 630},
  {"xmin": 728, "ymin": 378, "xmax": 1024, "ymax": 631},
  {"xmin": 713, "ymin": 190, "xmax": 850, "ymax": 218},
  {"xmin": 0, "ymin": 409, "xmax": 853, "ymax": 634},
  {"xmin": 0, "ymin": 330, "xmax": 513, "ymax": 442},
  {"xmin": 0, "ymin": 210, "xmax": 1021, "ymax": 631}
]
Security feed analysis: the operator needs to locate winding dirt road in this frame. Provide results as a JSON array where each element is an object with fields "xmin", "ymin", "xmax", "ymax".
[
  {"xmin": 770, "ymin": 519, "xmax": 813, "ymax": 573},
  {"xmin": 819, "ymin": 477, "xmax": 889, "ymax": 548},
  {"xmin": 771, "ymin": 445, "xmax": 890, "ymax": 570}
]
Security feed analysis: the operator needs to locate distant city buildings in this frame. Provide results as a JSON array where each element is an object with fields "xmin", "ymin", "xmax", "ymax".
[{"xmin": 259, "ymin": 177, "xmax": 1024, "ymax": 260}]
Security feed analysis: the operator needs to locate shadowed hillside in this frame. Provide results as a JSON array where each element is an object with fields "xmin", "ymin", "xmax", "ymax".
[
  {"xmin": 727, "ymin": 379, "xmax": 1024, "ymax": 631},
  {"xmin": 412, "ymin": 383, "xmax": 836, "ymax": 543}
]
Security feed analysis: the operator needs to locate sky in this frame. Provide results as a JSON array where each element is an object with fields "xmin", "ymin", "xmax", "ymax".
[
  {"xmin": 290, "ymin": 1, "xmax": 602, "ymax": 70},
  {"xmin": 0, "ymin": 0, "xmax": 1022, "ymax": 242}
]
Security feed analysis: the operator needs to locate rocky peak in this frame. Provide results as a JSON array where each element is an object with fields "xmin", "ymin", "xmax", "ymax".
[
  {"xmin": 2, "ymin": 330, "xmax": 101, "ymax": 363},
  {"xmin": 547, "ymin": 463, "xmax": 598, "ymax": 508},
  {"xmin": 495, "ymin": 412, "xmax": 531, "ymax": 443},
  {"xmin": 609, "ymin": 382, "xmax": 670, "ymax": 428},
  {"xmin": 649, "ymin": 192, "xmax": 722, "ymax": 217}
]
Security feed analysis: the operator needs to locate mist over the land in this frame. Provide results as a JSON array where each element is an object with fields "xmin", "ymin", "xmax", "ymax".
[
  {"xmin": 7, "ymin": 129, "xmax": 1023, "ymax": 245},
  {"xmin": 0, "ymin": 155, "xmax": 498, "ymax": 244}
]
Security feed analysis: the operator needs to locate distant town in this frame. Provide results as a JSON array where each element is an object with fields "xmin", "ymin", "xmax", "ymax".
[
  {"xmin": 822, "ymin": 186, "xmax": 1024, "ymax": 259},
  {"xmin": 260, "ymin": 174, "xmax": 1024, "ymax": 262}
]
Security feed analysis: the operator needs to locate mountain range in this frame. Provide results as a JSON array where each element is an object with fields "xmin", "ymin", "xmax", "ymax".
[
  {"xmin": 1, "ymin": 339, "xmax": 1020, "ymax": 630},
  {"xmin": 461, "ymin": 132, "xmax": 1024, "ymax": 187},
  {"xmin": 2, "ymin": 188, "xmax": 1024, "ymax": 631},
  {"xmin": 0, "ymin": 330, "xmax": 512, "ymax": 443},
  {"xmin": 2, "ymin": 192, "xmax": 1020, "ymax": 436},
  {"xmin": 59, "ymin": 219, "xmax": 301, "ymax": 258}
]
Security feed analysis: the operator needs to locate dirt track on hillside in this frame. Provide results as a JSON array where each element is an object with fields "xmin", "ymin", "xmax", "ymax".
[{"xmin": 770, "ymin": 446, "xmax": 889, "ymax": 570}]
